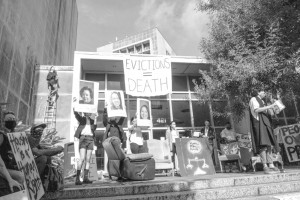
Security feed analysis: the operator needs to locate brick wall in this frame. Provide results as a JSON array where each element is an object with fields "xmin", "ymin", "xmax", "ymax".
[{"xmin": 0, "ymin": 0, "xmax": 77, "ymax": 124}]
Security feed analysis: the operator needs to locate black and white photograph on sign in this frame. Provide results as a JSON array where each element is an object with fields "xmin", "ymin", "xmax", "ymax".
[
  {"xmin": 106, "ymin": 90, "xmax": 127, "ymax": 117},
  {"xmin": 75, "ymin": 80, "xmax": 98, "ymax": 113},
  {"xmin": 137, "ymin": 98, "xmax": 152, "ymax": 127}
]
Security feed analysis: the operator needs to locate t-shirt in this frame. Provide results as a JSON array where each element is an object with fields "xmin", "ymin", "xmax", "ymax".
[
  {"xmin": 220, "ymin": 128, "xmax": 237, "ymax": 141},
  {"xmin": 171, "ymin": 130, "xmax": 179, "ymax": 143},
  {"xmin": 249, "ymin": 96, "xmax": 264, "ymax": 121},
  {"xmin": 129, "ymin": 126, "xmax": 143, "ymax": 145},
  {"xmin": 81, "ymin": 117, "xmax": 93, "ymax": 136}
]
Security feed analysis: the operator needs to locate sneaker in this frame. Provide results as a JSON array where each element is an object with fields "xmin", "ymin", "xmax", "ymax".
[{"xmin": 269, "ymin": 166, "xmax": 279, "ymax": 172}]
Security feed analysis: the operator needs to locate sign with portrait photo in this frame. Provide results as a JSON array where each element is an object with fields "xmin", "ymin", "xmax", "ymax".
[
  {"xmin": 123, "ymin": 55, "xmax": 172, "ymax": 96},
  {"xmin": 74, "ymin": 80, "xmax": 99, "ymax": 113},
  {"xmin": 137, "ymin": 98, "xmax": 152, "ymax": 127},
  {"xmin": 106, "ymin": 90, "xmax": 127, "ymax": 118}
]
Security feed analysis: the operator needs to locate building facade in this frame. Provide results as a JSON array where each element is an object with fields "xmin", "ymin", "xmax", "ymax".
[{"xmin": 0, "ymin": 0, "xmax": 78, "ymax": 125}]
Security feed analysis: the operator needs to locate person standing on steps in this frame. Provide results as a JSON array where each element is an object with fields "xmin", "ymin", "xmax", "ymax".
[{"xmin": 73, "ymin": 98, "xmax": 97, "ymax": 185}]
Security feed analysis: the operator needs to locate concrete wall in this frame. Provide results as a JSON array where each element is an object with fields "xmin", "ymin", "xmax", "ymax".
[
  {"xmin": 33, "ymin": 65, "xmax": 73, "ymax": 143},
  {"xmin": 0, "ymin": 0, "xmax": 77, "ymax": 124}
]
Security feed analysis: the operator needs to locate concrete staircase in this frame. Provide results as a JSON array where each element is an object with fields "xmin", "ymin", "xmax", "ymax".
[{"xmin": 42, "ymin": 169, "xmax": 300, "ymax": 200}]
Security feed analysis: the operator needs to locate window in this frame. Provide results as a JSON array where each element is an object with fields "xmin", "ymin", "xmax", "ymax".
[
  {"xmin": 172, "ymin": 76, "xmax": 188, "ymax": 91},
  {"xmin": 151, "ymin": 100, "xmax": 170, "ymax": 127},
  {"xmin": 85, "ymin": 73, "xmax": 105, "ymax": 90},
  {"xmin": 96, "ymin": 100, "xmax": 105, "ymax": 128},
  {"xmin": 153, "ymin": 129, "xmax": 167, "ymax": 140},
  {"xmin": 143, "ymin": 42, "xmax": 150, "ymax": 51},
  {"xmin": 172, "ymin": 101, "xmax": 191, "ymax": 127},
  {"xmin": 212, "ymin": 101, "xmax": 230, "ymax": 126},
  {"xmin": 107, "ymin": 74, "xmax": 125, "ymax": 90},
  {"xmin": 192, "ymin": 101, "xmax": 210, "ymax": 127}
]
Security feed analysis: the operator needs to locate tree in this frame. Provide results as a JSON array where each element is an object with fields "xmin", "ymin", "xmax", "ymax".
[{"xmin": 194, "ymin": 0, "xmax": 300, "ymax": 121}]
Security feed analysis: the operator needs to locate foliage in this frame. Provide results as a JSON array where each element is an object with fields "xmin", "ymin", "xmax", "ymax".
[{"xmin": 194, "ymin": 0, "xmax": 300, "ymax": 121}]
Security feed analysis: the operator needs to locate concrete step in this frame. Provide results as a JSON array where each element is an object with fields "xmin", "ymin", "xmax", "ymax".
[
  {"xmin": 61, "ymin": 180, "xmax": 300, "ymax": 200},
  {"xmin": 42, "ymin": 170, "xmax": 300, "ymax": 200},
  {"xmin": 233, "ymin": 191, "xmax": 300, "ymax": 200}
]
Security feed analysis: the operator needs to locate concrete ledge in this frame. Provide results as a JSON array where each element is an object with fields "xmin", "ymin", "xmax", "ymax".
[{"xmin": 41, "ymin": 171, "xmax": 300, "ymax": 200}]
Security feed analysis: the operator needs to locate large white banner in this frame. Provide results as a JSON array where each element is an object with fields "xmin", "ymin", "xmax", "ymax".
[{"xmin": 123, "ymin": 55, "xmax": 172, "ymax": 96}]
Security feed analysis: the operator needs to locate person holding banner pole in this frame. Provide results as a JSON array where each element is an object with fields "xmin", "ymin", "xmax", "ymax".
[
  {"xmin": 249, "ymin": 90, "xmax": 279, "ymax": 174},
  {"xmin": 73, "ymin": 98, "xmax": 97, "ymax": 185}
]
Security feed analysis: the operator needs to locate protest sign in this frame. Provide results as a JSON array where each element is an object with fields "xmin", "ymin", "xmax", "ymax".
[
  {"xmin": 236, "ymin": 133, "xmax": 252, "ymax": 149},
  {"xmin": 7, "ymin": 132, "xmax": 44, "ymax": 200},
  {"xmin": 280, "ymin": 124, "xmax": 300, "ymax": 162},
  {"xmin": 123, "ymin": 55, "xmax": 172, "ymax": 96},
  {"xmin": 175, "ymin": 138, "xmax": 215, "ymax": 176},
  {"xmin": 74, "ymin": 80, "xmax": 99, "ymax": 113},
  {"xmin": 106, "ymin": 90, "xmax": 127, "ymax": 117},
  {"xmin": 137, "ymin": 98, "xmax": 152, "ymax": 127}
]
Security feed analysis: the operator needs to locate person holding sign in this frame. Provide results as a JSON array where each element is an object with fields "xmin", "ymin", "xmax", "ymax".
[
  {"xmin": 249, "ymin": 90, "xmax": 279, "ymax": 174},
  {"xmin": 73, "ymin": 98, "xmax": 97, "ymax": 185},
  {"xmin": 166, "ymin": 121, "xmax": 179, "ymax": 173},
  {"xmin": 129, "ymin": 116, "xmax": 146, "ymax": 154},
  {"xmin": 0, "ymin": 112, "xmax": 24, "ymax": 184}
]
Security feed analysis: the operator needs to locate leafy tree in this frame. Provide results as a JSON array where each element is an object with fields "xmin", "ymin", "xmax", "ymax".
[{"xmin": 194, "ymin": 0, "xmax": 300, "ymax": 121}]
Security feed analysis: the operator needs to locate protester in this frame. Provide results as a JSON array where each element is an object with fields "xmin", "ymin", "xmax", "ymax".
[
  {"xmin": 166, "ymin": 121, "xmax": 179, "ymax": 173},
  {"xmin": 0, "ymin": 112, "xmax": 24, "ymax": 183},
  {"xmin": 129, "ymin": 116, "xmax": 146, "ymax": 154},
  {"xmin": 220, "ymin": 122, "xmax": 238, "ymax": 143},
  {"xmin": 249, "ymin": 89, "xmax": 279, "ymax": 174},
  {"xmin": 27, "ymin": 123, "xmax": 64, "ymax": 183},
  {"xmin": 46, "ymin": 66, "xmax": 60, "ymax": 106},
  {"xmin": 73, "ymin": 98, "xmax": 97, "ymax": 185},
  {"xmin": 79, "ymin": 86, "xmax": 94, "ymax": 104}
]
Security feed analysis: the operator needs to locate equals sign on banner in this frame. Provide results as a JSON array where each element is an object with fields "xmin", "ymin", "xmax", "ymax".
[{"xmin": 143, "ymin": 72, "xmax": 152, "ymax": 76}]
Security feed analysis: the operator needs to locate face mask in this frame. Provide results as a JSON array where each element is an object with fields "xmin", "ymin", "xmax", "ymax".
[{"xmin": 5, "ymin": 121, "xmax": 17, "ymax": 131}]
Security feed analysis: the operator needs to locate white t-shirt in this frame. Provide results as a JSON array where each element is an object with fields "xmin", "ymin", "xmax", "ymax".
[
  {"xmin": 171, "ymin": 130, "xmax": 179, "ymax": 143},
  {"xmin": 220, "ymin": 128, "xmax": 237, "ymax": 141},
  {"xmin": 129, "ymin": 126, "xmax": 143, "ymax": 145},
  {"xmin": 81, "ymin": 117, "xmax": 93, "ymax": 136},
  {"xmin": 249, "ymin": 96, "xmax": 264, "ymax": 121}
]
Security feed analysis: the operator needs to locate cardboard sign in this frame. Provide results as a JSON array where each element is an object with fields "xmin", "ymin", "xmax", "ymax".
[
  {"xmin": 220, "ymin": 142, "xmax": 239, "ymax": 155},
  {"xmin": 73, "ymin": 138, "xmax": 98, "ymax": 181},
  {"xmin": 7, "ymin": 132, "xmax": 44, "ymax": 200},
  {"xmin": 106, "ymin": 90, "xmax": 127, "ymax": 117},
  {"xmin": 123, "ymin": 55, "xmax": 172, "ymax": 96},
  {"xmin": 236, "ymin": 133, "xmax": 252, "ymax": 149},
  {"xmin": 175, "ymin": 138, "xmax": 215, "ymax": 176},
  {"xmin": 280, "ymin": 124, "xmax": 300, "ymax": 162},
  {"xmin": 137, "ymin": 98, "xmax": 152, "ymax": 127},
  {"xmin": 75, "ymin": 80, "xmax": 99, "ymax": 113}
]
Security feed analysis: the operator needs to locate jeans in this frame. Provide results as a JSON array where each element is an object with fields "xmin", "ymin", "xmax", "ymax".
[{"xmin": 259, "ymin": 146, "xmax": 273, "ymax": 164}]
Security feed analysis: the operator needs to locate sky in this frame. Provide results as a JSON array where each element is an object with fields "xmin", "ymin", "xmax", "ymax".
[{"xmin": 76, "ymin": 0, "xmax": 210, "ymax": 57}]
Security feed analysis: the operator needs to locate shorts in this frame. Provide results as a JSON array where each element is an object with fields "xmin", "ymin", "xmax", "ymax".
[{"xmin": 79, "ymin": 135, "xmax": 94, "ymax": 150}]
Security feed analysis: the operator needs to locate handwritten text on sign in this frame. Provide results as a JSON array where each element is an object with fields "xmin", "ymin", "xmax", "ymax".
[
  {"xmin": 280, "ymin": 124, "xmax": 300, "ymax": 162},
  {"xmin": 7, "ymin": 132, "xmax": 44, "ymax": 200},
  {"xmin": 123, "ymin": 56, "xmax": 172, "ymax": 96}
]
